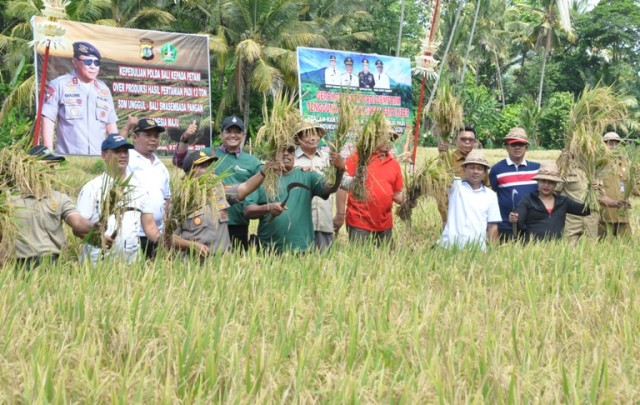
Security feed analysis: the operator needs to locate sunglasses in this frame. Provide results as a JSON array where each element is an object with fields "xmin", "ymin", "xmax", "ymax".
[{"xmin": 78, "ymin": 58, "xmax": 100, "ymax": 67}]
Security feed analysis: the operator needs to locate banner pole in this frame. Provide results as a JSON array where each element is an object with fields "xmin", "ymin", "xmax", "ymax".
[{"xmin": 33, "ymin": 39, "xmax": 51, "ymax": 147}]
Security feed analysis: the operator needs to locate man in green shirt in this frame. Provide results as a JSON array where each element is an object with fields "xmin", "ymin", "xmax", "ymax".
[
  {"xmin": 173, "ymin": 115, "xmax": 263, "ymax": 250},
  {"xmin": 243, "ymin": 145, "xmax": 345, "ymax": 253}
]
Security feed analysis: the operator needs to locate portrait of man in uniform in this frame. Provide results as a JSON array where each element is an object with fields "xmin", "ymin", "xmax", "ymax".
[
  {"xmin": 358, "ymin": 58, "xmax": 375, "ymax": 89},
  {"xmin": 41, "ymin": 41, "xmax": 118, "ymax": 155},
  {"xmin": 324, "ymin": 55, "xmax": 341, "ymax": 86},
  {"xmin": 341, "ymin": 57, "xmax": 358, "ymax": 88},
  {"xmin": 373, "ymin": 59, "xmax": 391, "ymax": 90}
]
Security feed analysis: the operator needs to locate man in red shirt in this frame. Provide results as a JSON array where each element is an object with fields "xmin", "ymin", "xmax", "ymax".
[{"xmin": 335, "ymin": 132, "xmax": 404, "ymax": 245}]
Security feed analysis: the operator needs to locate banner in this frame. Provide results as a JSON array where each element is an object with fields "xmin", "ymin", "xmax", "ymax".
[
  {"xmin": 32, "ymin": 17, "xmax": 211, "ymax": 156},
  {"xmin": 297, "ymin": 47, "xmax": 413, "ymax": 155}
]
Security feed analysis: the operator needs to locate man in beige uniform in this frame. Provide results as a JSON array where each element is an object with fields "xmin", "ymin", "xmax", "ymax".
[
  {"xmin": 12, "ymin": 146, "xmax": 94, "ymax": 268},
  {"xmin": 598, "ymin": 132, "xmax": 634, "ymax": 237},
  {"xmin": 557, "ymin": 150, "xmax": 599, "ymax": 242}
]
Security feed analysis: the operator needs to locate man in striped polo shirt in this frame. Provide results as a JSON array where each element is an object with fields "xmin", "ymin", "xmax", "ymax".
[{"xmin": 489, "ymin": 128, "xmax": 541, "ymax": 242}]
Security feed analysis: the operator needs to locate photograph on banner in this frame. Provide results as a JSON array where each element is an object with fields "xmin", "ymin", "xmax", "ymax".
[
  {"xmin": 32, "ymin": 17, "xmax": 211, "ymax": 156},
  {"xmin": 297, "ymin": 47, "xmax": 413, "ymax": 156}
]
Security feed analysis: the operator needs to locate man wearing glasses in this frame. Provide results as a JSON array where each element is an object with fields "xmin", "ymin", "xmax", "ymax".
[{"xmin": 41, "ymin": 41, "xmax": 117, "ymax": 155}]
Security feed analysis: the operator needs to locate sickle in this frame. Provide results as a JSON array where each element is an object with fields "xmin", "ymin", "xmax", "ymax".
[{"xmin": 267, "ymin": 182, "xmax": 313, "ymax": 222}]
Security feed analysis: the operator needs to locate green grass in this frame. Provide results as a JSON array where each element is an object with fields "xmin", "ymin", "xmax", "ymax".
[{"xmin": 1, "ymin": 148, "xmax": 640, "ymax": 402}]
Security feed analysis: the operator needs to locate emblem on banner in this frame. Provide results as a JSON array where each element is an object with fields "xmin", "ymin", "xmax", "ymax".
[
  {"xmin": 139, "ymin": 38, "xmax": 154, "ymax": 60},
  {"xmin": 160, "ymin": 43, "xmax": 178, "ymax": 63}
]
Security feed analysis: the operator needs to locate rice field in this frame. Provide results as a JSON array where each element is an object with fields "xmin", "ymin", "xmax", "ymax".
[{"xmin": 2, "ymin": 148, "xmax": 640, "ymax": 402}]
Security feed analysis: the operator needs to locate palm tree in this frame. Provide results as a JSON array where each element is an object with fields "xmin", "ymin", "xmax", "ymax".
[{"xmin": 519, "ymin": 0, "xmax": 574, "ymax": 108}]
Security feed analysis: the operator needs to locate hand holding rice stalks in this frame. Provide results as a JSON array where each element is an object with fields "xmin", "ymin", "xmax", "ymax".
[
  {"xmin": 396, "ymin": 156, "xmax": 452, "ymax": 221},
  {"xmin": 557, "ymin": 85, "xmax": 632, "ymax": 211},
  {"xmin": 255, "ymin": 91, "xmax": 301, "ymax": 197},
  {"xmin": 351, "ymin": 110, "xmax": 391, "ymax": 200},
  {"xmin": 84, "ymin": 174, "xmax": 135, "ymax": 250},
  {"xmin": 324, "ymin": 93, "xmax": 359, "ymax": 184},
  {"xmin": 162, "ymin": 167, "xmax": 226, "ymax": 251}
]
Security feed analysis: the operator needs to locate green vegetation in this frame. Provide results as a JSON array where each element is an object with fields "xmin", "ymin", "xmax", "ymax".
[{"xmin": 2, "ymin": 150, "xmax": 640, "ymax": 401}]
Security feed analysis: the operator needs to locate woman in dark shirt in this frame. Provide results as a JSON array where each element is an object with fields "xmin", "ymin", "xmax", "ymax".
[{"xmin": 509, "ymin": 162, "xmax": 590, "ymax": 241}]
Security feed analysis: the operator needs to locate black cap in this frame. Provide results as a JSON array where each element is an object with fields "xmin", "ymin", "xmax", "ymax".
[
  {"xmin": 362, "ymin": 58, "xmax": 369, "ymax": 65},
  {"xmin": 329, "ymin": 55, "xmax": 336, "ymax": 61},
  {"xmin": 102, "ymin": 134, "xmax": 134, "ymax": 151},
  {"xmin": 73, "ymin": 42, "xmax": 101, "ymax": 60},
  {"xmin": 28, "ymin": 145, "xmax": 65, "ymax": 162},
  {"xmin": 221, "ymin": 116, "xmax": 245, "ymax": 132},
  {"xmin": 182, "ymin": 148, "xmax": 217, "ymax": 174},
  {"xmin": 375, "ymin": 59, "xmax": 383, "ymax": 67},
  {"xmin": 133, "ymin": 118, "xmax": 165, "ymax": 134},
  {"xmin": 344, "ymin": 57, "xmax": 353, "ymax": 65}
]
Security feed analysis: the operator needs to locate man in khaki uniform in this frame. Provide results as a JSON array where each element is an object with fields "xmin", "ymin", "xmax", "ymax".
[
  {"xmin": 598, "ymin": 132, "xmax": 633, "ymax": 237},
  {"xmin": 11, "ymin": 146, "xmax": 94, "ymax": 268},
  {"xmin": 557, "ymin": 150, "xmax": 599, "ymax": 242}
]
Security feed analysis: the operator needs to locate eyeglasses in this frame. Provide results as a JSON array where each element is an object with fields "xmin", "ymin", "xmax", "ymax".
[
  {"xmin": 78, "ymin": 58, "xmax": 100, "ymax": 67},
  {"xmin": 458, "ymin": 137, "xmax": 476, "ymax": 143}
]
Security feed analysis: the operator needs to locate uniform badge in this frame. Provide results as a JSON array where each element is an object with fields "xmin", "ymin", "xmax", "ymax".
[
  {"xmin": 139, "ymin": 38, "xmax": 155, "ymax": 60},
  {"xmin": 160, "ymin": 43, "xmax": 178, "ymax": 63},
  {"xmin": 193, "ymin": 216, "xmax": 202, "ymax": 226}
]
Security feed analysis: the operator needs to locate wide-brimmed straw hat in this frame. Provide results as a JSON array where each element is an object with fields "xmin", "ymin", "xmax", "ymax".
[
  {"xmin": 293, "ymin": 121, "xmax": 326, "ymax": 144},
  {"xmin": 533, "ymin": 161, "xmax": 563, "ymax": 183},
  {"xmin": 462, "ymin": 149, "xmax": 490, "ymax": 168},
  {"xmin": 602, "ymin": 132, "xmax": 622, "ymax": 142},
  {"xmin": 503, "ymin": 127, "xmax": 529, "ymax": 145}
]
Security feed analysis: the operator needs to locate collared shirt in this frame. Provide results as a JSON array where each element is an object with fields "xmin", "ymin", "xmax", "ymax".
[
  {"xmin": 324, "ymin": 67, "xmax": 342, "ymax": 86},
  {"xmin": 127, "ymin": 149, "xmax": 171, "ymax": 235},
  {"xmin": 341, "ymin": 72, "xmax": 359, "ymax": 87},
  {"xmin": 77, "ymin": 173, "xmax": 153, "ymax": 263},
  {"xmin": 42, "ymin": 70, "xmax": 117, "ymax": 155},
  {"xmin": 12, "ymin": 191, "xmax": 77, "ymax": 258},
  {"xmin": 440, "ymin": 180, "xmax": 502, "ymax": 250},
  {"xmin": 489, "ymin": 157, "xmax": 540, "ymax": 231},
  {"xmin": 344, "ymin": 152, "xmax": 403, "ymax": 232},
  {"xmin": 600, "ymin": 156, "xmax": 630, "ymax": 223},
  {"xmin": 373, "ymin": 72, "xmax": 391, "ymax": 89},
  {"xmin": 294, "ymin": 147, "xmax": 333, "ymax": 233}
]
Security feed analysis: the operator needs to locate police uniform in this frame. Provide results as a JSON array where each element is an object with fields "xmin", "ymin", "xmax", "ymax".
[{"xmin": 358, "ymin": 59, "xmax": 375, "ymax": 89}]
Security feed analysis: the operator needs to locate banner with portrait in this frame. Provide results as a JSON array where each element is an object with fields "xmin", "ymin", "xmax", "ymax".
[
  {"xmin": 296, "ymin": 47, "xmax": 413, "ymax": 156},
  {"xmin": 32, "ymin": 17, "xmax": 211, "ymax": 156}
]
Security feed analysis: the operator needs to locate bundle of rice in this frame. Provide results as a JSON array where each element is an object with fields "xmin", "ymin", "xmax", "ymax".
[
  {"xmin": 0, "ymin": 143, "xmax": 60, "ymax": 199},
  {"xmin": 396, "ymin": 156, "xmax": 452, "ymax": 222},
  {"xmin": 84, "ymin": 174, "xmax": 135, "ymax": 249},
  {"xmin": 351, "ymin": 110, "xmax": 392, "ymax": 200},
  {"xmin": 0, "ymin": 187, "xmax": 16, "ymax": 264},
  {"xmin": 254, "ymin": 91, "xmax": 302, "ymax": 197},
  {"xmin": 324, "ymin": 93, "xmax": 360, "ymax": 184},
  {"xmin": 430, "ymin": 81, "xmax": 464, "ymax": 144},
  {"xmin": 557, "ymin": 85, "xmax": 632, "ymax": 210},
  {"xmin": 162, "ymin": 168, "xmax": 226, "ymax": 251}
]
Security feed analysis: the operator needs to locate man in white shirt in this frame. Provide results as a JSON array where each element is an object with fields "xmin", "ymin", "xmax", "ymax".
[
  {"xmin": 341, "ymin": 57, "xmax": 358, "ymax": 88},
  {"xmin": 77, "ymin": 134, "xmax": 160, "ymax": 263},
  {"xmin": 440, "ymin": 150, "xmax": 501, "ymax": 250},
  {"xmin": 373, "ymin": 59, "xmax": 391, "ymax": 90},
  {"xmin": 324, "ymin": 55, "xmax": 341, "ymax": 87},
  {"xmin": 126, "ymin": 118, "xmax": 171, "ymax": 259}
]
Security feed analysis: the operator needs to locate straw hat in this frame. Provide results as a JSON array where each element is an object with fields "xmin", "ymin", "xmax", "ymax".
[
  {"xmin": 602, "ymin": 132, "xmax": 622, "ymax": 142},
  {"xmin": 462, "ymin": 149, "xmax": 490, "ymax": 168},
  {"xmin": 503, "ymin": 127, "xmax": 529, "ymax": 145},
  {"xmin": 293, "ymin": 121, "xmax": 326, "ymax": 144},
  {"xmin": 533, "ymin": 161, "xmax": 563, "ymax": 183}
]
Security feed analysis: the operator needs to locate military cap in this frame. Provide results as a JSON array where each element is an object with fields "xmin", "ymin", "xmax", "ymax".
[
  {"xmin": 183, "ymin": 149, "xmax": 218, "ymax": 174},
  {"xmin": 28, "ymin": 145, "xmax": 65, "ymax": 162},
  {"xmin": 375, "ymin": 60, "xmax": 384, "ymax": 67},
  {"xmin": 344, "ymin": 57, "xmax": 354, "ymax": 65},
  {"xmin": 73, "ymin": 42, "xmax": 102, "ymax": 60},
  {"xmin": 362, "ymin": 58, "xmax": 369, "ymax": 65},
  {"xmin": 329, "ymin": 55, "xmax": 336, "ymax": 61}
]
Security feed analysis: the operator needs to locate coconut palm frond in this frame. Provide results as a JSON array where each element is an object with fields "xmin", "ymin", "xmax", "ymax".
[
  {"xmin": 252, "ymin": 60, "xmax": 282, "ymax": 94},
  {"xmin": 236, "ymin": 38, "xmax": 263, "ymax": 65},
  {"xmin": 0, "ymin": 74, "xmax": 35, "ymax": 123}
]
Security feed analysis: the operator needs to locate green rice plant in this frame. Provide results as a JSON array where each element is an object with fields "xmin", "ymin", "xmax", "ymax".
[
  {"xmin": 324, "ymin": 93, "xmax": 359, "ymax": 184},
  {"xmin": 0, "ymin": 186, "xmax": 17, "ymax": 264},
  {"xmin": 352, "ymin": 110, "xmax": 391, "ymax": 200},
  {"xmin": 255, "ymin": 91, "xmax": 302, "ymax": 197},
  {"xmin": 396, "ymin": 156, "xmax": 452, "ymax": 222}
]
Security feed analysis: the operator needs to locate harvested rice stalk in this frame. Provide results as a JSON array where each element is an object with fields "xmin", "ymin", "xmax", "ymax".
[
  {"xmin": 0, "ymin": 186, "xmax": 17, "ymax": 265},
  {"xmin": 84, "ymin": 174, "xmax": 135, "ymax": 250},
  {"xmin": 352, "ymin": 110, "xmax": 391, "ymax": 200},
  {"xmin": 396, "ymin": 156, "xmax": 452, "ymax": 221},
  {"xmin": 557, "ymin": 85, "xmax": 631, "ymax": 211},
  {"xmin": 430, "ymin": 81, "xmax": 464, "ymax": 144},
  {"xmin": 324, "ymin": 93, "xmax": 359, "ymax": 184},
  {"xmin": 0, "ymin": 143, "xmax": 61, "ymax": 199},
  {"xmin": 162, "ymin": 166, "xmax": 227, "ymax": 251},
  {"xmin": 255, "ymin": 91, "xmax": 301, "ymax": 197}
]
